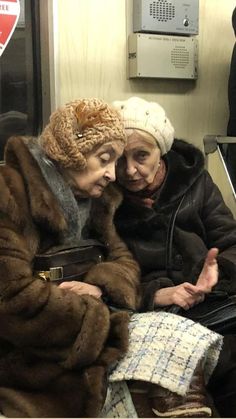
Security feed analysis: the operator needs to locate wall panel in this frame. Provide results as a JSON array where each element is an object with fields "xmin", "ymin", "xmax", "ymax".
[{"xmin": 55, "ymin": 0, "xmax": 235, "ymax": 148}]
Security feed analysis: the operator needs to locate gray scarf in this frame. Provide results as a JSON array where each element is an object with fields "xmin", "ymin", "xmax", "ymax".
[{"xmin": 27, "ymin": 138, "xmax": 91, "ymax": 245}]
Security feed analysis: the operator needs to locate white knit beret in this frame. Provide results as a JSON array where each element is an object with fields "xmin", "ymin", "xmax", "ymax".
[{"xmin": 112, "ymin": 96, "xmax": 175, "ymax": 155}]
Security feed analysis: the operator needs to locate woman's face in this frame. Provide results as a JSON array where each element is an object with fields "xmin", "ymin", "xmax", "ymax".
[
  {"xmin": 116, "ymin": 130, "xmax": 161, "ymax": 192},
  {"xmin": 63, "ymin": 141, "xmax": 124, "ymax": 198}
]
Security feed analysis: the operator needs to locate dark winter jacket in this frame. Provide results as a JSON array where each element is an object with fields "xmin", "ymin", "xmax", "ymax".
[
  {"xmin": 0, "ymin": 136, "xmax": 140, "ymax": 418},
  {"xmin": 114, "ymin": 139, "xmax": 236, "ymax": 311}
]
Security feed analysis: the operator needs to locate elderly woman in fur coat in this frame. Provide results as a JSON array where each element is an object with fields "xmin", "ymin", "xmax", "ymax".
[
  {"xmin": 112, "ymin": 96, "xmax": 236, "ymax": 418},
  {"xmin": 0, "ymin": 98, "xmax": 141, "ymax": 418}
]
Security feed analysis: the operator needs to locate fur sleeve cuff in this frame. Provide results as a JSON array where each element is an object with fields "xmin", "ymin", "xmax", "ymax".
[
  {"xmin": 141, "ymin": 277, "xmax": 174, "ymax": 311},
  {"xmin": 85, "ymin": 261, "xmax": 140, "ymax": 310}
]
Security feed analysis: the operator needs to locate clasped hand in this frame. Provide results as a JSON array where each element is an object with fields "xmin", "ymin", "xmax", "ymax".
[
  {"xmin": 154, "ymin": 248, "xmax": 219, "ymax": 310},
  {"xmin": 59, "ymin": 281, "xmax": 102, "ymax": 298}
]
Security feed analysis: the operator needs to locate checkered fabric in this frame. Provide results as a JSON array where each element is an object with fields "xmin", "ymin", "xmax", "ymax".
[{"xmin": 101, "ymin": 311, "xmax": 223, "ymax": 418}]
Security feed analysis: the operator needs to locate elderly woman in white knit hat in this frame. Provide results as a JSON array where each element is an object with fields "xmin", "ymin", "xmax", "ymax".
[{"xmin": 112, "ymin": 96, "xmax": 236, "ymax": 418}]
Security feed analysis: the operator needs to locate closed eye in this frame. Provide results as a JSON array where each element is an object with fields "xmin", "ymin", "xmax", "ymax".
[{"xmin": 99, "ymin": 152, "xmax": 111, "ymax": 163}]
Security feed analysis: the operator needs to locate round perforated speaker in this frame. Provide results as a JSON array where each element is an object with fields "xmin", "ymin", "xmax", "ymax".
[{"xmin": 149, "ymin": 0, "xmax": 175, "ymax": 22}]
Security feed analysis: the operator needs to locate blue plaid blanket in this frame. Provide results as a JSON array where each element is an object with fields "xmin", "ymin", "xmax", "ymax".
[{"xmin": 101, "ymin": 311, "xmax": 223, "ymax": 418}]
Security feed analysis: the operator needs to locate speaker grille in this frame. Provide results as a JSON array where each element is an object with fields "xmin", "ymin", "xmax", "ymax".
[
  {"xmin": 149, "ymin": 1, "xmax": 175, "ymax": 22},
  {"xmin": 171, "ymin": 46, "xmax": 190, "ymax": 69}
]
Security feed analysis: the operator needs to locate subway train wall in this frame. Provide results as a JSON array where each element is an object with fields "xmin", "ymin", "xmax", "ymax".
[{"xmin": 52, "ymin": 0, "xmax": 235, "ymax": 149}]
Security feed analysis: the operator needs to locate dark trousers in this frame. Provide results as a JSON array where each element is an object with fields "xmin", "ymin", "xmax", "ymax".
[{"xmin": 208, "ymin": 335, "xmax": 236, "ymax": 417}]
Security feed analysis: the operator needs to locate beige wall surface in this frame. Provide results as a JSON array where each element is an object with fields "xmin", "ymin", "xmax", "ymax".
[{"xmin": 55, "ymin": 0, "xmax": 235, "ymax": 149}]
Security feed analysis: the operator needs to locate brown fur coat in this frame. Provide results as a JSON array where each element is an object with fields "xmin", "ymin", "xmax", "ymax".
[{"xmin": 0, "ymin": 136, "xmax": 140, "ymax": 417}]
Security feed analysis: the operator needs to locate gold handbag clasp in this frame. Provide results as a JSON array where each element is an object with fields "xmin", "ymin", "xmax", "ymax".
[{"xmin": 36, "ymin": 266, "xmax": 63, "ymax": 282}]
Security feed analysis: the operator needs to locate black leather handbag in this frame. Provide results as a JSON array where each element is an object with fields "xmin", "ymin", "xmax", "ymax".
[
  {"xmin": 34, "ymin": 239, "xmax": 107, "ymax": 284},
  {"xmin": 183, "ymin": 294, "xmax": 236, "ymax": 334},
  {"xmin": 165, "ymin": 293, "xmax": 236, "ymax": 335}
]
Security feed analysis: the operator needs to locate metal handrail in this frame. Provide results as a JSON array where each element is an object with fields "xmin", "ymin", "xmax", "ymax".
[
  {"xmin": 204, "ymin": 135, "xmax": 236, "ymax": 154},
  {"xmin": 203, "ymin": 134, "xmax": 236, "ymax": 209}
]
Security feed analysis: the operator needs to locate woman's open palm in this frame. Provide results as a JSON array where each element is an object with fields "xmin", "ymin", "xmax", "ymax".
[{"xmin": 196, "ymin": 248, "xmax": 219, "ymax": 293}]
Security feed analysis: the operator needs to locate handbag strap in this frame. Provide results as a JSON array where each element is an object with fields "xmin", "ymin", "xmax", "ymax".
[
  {"xmin": 42, "ymin": 239, "xmax": 106, "ymax": 254},
  {"xmin": 34, "ymin": 239, "xmax": 107, "ymax": 270}
]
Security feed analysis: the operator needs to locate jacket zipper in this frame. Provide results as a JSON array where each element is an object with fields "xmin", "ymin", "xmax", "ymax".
[{"xmin": 166, "ymin": 194, "xmax": 186, "ymax": 278}]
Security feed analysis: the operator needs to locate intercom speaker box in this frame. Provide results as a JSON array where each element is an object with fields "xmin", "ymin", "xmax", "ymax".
[
  {"xmin": 128, "ymin": 33, "xmax": 198, "ymax": 79},
  {"xmin": 133, "ymin": 0, "xmax": 199, "ymax": 35}
]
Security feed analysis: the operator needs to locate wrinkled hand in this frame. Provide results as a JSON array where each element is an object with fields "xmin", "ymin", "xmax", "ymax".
[
  {"xmin": 154, "ymin": 282, "xmax": 205, "ymax": 310},
  {"xmin": 154, "ymin": 248, "xmax": 219, "ymax": 311},
  {"xmin": 195, "ymin": 247, "xmax": 219, "ymax": 293},
  {"xmin": 59, "ymin": 281, "xmax": 102, "ymax": 298}
]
